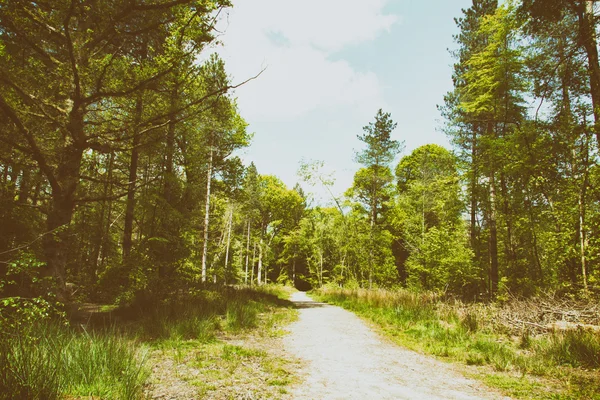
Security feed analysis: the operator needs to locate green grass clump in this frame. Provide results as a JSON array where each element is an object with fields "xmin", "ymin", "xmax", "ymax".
[
  {"xmin": 226, "ymin": 301, "xmax": 259, "ymax": 331},
  {"xmin": 0, "ymin": 323, "xmax": 148, "ymax": 400},
  {"xmin": 545, "ymin": 329, "xmax": 600, "ymax": 368}
]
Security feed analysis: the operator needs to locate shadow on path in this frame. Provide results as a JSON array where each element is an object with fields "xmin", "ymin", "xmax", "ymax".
[{"xmin": 292, "ymin": 301, "xmax": 327, "ymax": 309}]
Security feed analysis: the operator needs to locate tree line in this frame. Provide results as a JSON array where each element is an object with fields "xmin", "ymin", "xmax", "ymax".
[
  {"xmin": 288, "ymin": 0, "xmax": 600, "ymax": 299},
  {"xmin": 1, "ymin": 0, "xmax": 599, "ymax": 304}
]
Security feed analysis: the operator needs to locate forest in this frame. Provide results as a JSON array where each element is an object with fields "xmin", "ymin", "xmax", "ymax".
[
  {"xmin": 3, "ymin": 0, "xmax": 600, "ymax": 305},
  {"xmin": 1, "ymin": 0, "xmax": 600, "ymax": 398},
  {"xmin": 0, "ymin": 0, "xmax": 600, "ymax": 304}
]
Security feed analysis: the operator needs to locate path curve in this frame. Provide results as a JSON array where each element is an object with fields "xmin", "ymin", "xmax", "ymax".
[{"xmin": 283, "ymin": 292, "xmax": 510, "ymax": 400}]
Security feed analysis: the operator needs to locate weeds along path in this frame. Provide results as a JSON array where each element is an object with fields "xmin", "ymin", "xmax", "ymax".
[{"xmin": 284, "ymin": 292, "xmax": 510, "ymax": 400}]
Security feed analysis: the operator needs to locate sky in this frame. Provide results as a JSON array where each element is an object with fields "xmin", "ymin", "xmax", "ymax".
[{"xmin": 213, "ymin": 0, "xmax": 472, "ymax": 204}]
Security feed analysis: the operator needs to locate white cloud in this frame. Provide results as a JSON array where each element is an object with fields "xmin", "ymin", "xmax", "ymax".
[{"xmin": 213, "ymin": 0, "xmax": 399, "ymax": 121}]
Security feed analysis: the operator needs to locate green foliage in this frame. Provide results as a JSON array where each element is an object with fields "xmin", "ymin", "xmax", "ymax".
[
  {"xmin": 0, "ymin": 0, "xmax": 250, "ymax": 301},
  {"xmin": 356, "ymin": 109, "xmax": 402, "ymax": 167},
  {"xmin": 390, "ymin": 145, "xmax": 479, "ymax": 296},
  {"xmin": 440, "ymin": 0, "xmax": 600, "ymax": 297},
  {"xmin": 0, "ymin": 296, "xmax": 64, "ymax": 332},
  {"xmin": 1, "ymin": 252, "xmax": 49, "ymax": 296}
]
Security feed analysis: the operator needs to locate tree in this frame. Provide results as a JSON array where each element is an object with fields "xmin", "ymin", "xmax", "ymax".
[
  {"xmin": 0, "ymin": 0, "xmax": 232, "ymax": 298},
  {"xmin": 521, "ymin": 0, "xmax": 600, "ymax": 146},
  {"xmin": 455, "ymin": 3, "xmax": 527, "ymax": 296},
  {"xmin": 352, "ymin": 109, "xmax": 402, "ymax": 226},
  {"xmin": 348, "ymin": 109, "xmax": 402, "ymax": 287},
  {"xmin": 391, "ymin": 145, "xmax": 478, "ymax": 296},
  {"xmin": 440, "ymin": 0, "xmax": 498, "ymax": 265}
]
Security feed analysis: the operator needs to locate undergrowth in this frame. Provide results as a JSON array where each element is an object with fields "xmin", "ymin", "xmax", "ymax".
[
  {"xmin": 314, "ymin": 287, "xmax": 600, "ymax": 400},
  {"xmin": 0, "ymin": 284, "xmax": 296, "ymax": 399}
]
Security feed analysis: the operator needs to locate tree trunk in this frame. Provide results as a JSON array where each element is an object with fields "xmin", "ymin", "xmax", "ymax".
[
  {"xmin": 257, "ymin": 239, "xmax": 263, "ymax": 285},
  {"xmin": 31, "ymin": 171, "xmax": 43, "ymax": 206},
  {"xmin": 244, "ymin": 220, "xmax": 251, "ymax": 284},
  {"xmin": 368, "ymin": 213, "xmax": 374, "ymax": 289},
  {"xmin": 17, "ymin": 167, "xmax": 30, "ymax": 204},
  {"xmin": 251, "ymin": 241, "xmax": 256, "ymax": 285},
  {"xmin": 319, "ymin": 249, "xmax": 323, "ymax": 287},
  {"xmin": 470, "ymin": 128, "xmax": 478, "ymax": 250},
  {"xmin": 201, "ymin": 146, "xmax": 213, "ymax": 283},
  {"xmin": 42, "ymin": 143, "xmax": 84, "ymax": 300},
  {"xmin": 292, "ymin": 256, "xmax": 296, "ymax": 285},
  {"xmin": 91, "ymin": 153, "xmax": 112, "ymax": 275},
  {"xmin": 525, "ymin": 191, "xmax": 544, "ymax": 283},
  {"xmin": 575, "ymin": 135, "xmax": 590, "ymax": 291},
  {"xmin": 164, "ymin": 88, "xmax": 178, "ymax": 204},
  {"xmin": 122, "ymin": 92, "xmax": 144, "ymax": 261},
  {"xmin": 488, "ymin": 170, "xmax": 499, "ymax": 297},
  {"xmin": 576, "ymin": 0, "xmax": 600, "ymax": 145},
  {"xmin": 224, "ymin": 207, "xmax": 232, "ymax": 284},
  {"xmin": 578, "ymin": 189, "xmax": 588, "ymax": 291},
  {"xmin": 500, "ymin": 174, "xmax": 516, "ymax": 272},
  {"xmin": 98, "ymin": 153, "xmax": 115, "ymax": 270}
]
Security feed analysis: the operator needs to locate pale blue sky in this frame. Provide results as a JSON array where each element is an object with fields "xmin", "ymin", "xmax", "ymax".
[{"xmin": 215, "ymin": 0, "xmax": 473, "ymax": 203}]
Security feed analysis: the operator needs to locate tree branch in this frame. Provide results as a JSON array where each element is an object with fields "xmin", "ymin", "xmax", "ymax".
[
  {"xmin": 0, "ymin": 94, "xmax": 60, "ymax": 195},
  {"xmin": 63, "ymin": 0, "xmax": 82, "ymax": 103}
]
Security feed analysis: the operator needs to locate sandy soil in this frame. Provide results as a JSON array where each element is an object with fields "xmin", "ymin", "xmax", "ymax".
[{"xmin": 283, "ymin": 291, "xmax": 511, "ymax": 400}]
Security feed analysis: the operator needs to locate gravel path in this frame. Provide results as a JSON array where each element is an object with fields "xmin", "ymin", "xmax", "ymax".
[{"xmin": 283, "ymin": 292, "xmax": 511, "ymax": 400}]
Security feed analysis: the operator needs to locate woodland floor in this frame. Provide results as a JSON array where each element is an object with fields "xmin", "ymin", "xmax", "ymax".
[{"xmin": 282, "ymin": 291, "xmax": 512, "ymax": 400}]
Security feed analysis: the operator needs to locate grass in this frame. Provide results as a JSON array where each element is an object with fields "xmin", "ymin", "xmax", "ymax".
[
  {"xmin": 314, "ymin": 287, "xmax": 600, "ymax": 400},
  {"xmin": 178, "ymin": 340, "xmax": 295, "ymax": 397},
  {"xmin": 0, "ymin": 323, "xmax": 148, "ymax": 400},
  {"xmin": 0, "ymin": 284, "xmax": 298, "ymax": 399},
  {"xmin": 146, "ymin": 284, "xmax": 299, "ymax": 399}
]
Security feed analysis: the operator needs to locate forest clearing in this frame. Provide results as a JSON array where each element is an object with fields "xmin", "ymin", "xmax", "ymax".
[{"xmin": 2, "ymin": 0, "xmax": 600, "ymax": 398}]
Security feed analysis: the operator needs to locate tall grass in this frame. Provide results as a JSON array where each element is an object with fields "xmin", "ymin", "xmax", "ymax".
[
  {"xmin": 129, "ymin": 285, "xmax": 291, "ymax": 340},
  {"xmin": 0, "ymin": 323, "xmax": 148, "ymax": 400}
]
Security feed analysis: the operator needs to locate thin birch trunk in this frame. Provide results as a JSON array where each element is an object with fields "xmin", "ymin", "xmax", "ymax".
[
  {"xmin": 257, "ymin": 239, "xmax": 263, "ymax": 285},
  {"xmin": 201, "ymin": 146, "xmax": 213, "ymax": 283},
  {"xmin": 251, "ymin": 241, "xmax": 256, "ymax": 285},
  {"xmin": 244, "ymin": 220, "xmax": 251, "ymax": 284},
  {"xmin": 224, "ymin": 208, "xmax": 232, "ymax": 284}
]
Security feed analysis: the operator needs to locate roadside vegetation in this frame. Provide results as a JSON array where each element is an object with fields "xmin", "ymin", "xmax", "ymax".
[
  {"xmin": 0, "ymin": 285, "xmax": 298, "ymax": 400},
  {"xmin": 315, "ymin": 287, "xmax": 600, "ymax": 400}
]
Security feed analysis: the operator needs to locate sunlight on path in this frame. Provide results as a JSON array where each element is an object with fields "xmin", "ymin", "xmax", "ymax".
[{"xmin": 284, "ymin": 292, "xmax": 511, "ymax": 400}]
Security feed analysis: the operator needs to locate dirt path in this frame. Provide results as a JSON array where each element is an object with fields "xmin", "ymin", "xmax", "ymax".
[{"xmin": 283, "ymin": 292, "xmax": 511, "ymax": 400}]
